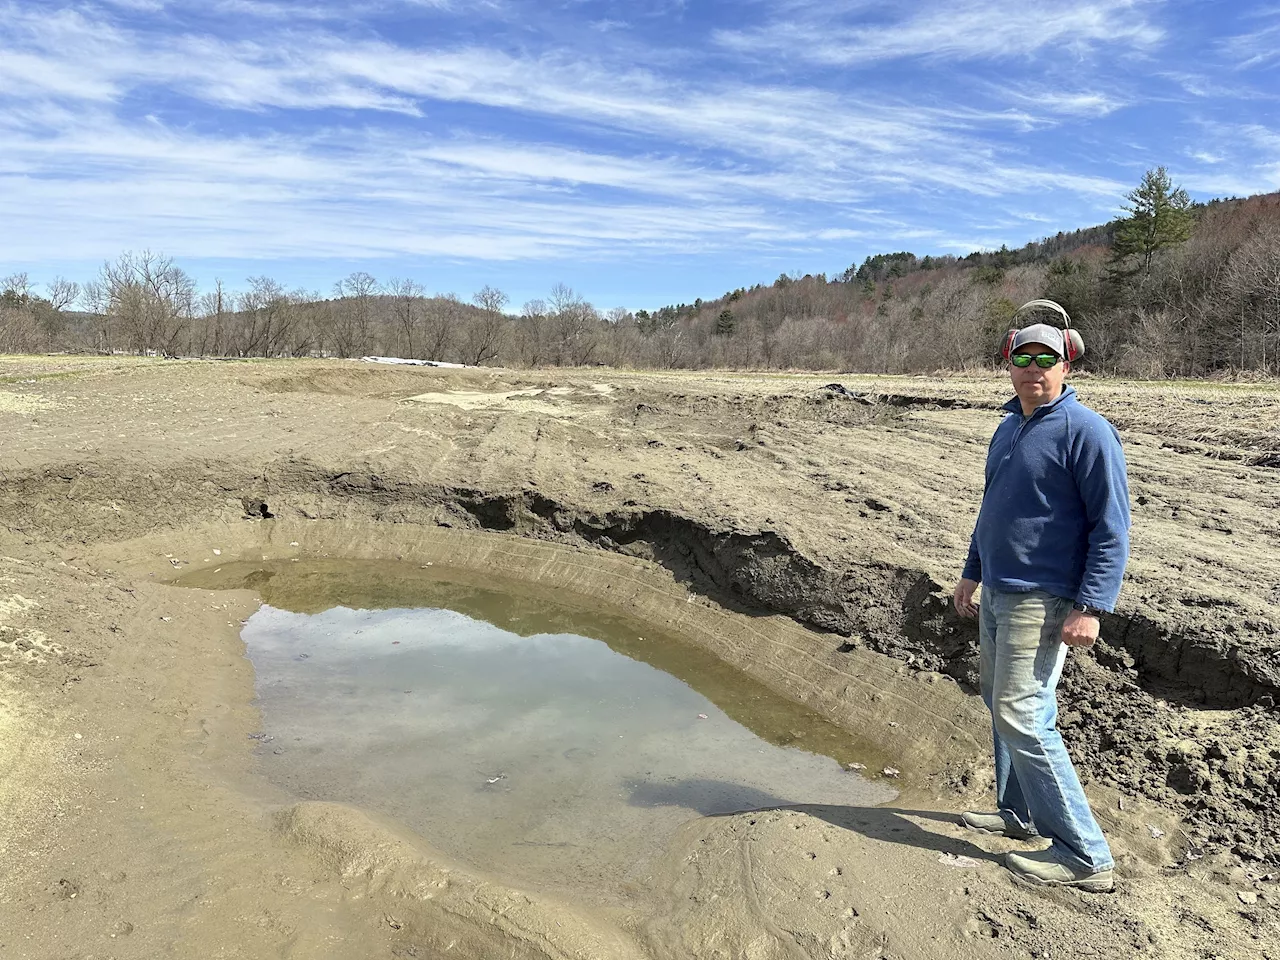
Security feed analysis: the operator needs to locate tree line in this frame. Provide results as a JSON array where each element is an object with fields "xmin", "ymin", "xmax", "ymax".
[{"xmin": 2, "ymin": 168, "xmax": 1278, "ymax": 376}]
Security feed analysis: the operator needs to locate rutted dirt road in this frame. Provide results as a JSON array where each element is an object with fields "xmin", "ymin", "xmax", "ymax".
[{"xmin": 1, "ymin": 356, "xmax": 1276, "ymax": 959}]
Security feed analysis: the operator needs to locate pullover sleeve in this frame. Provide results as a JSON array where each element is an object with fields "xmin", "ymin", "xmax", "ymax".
[
  {"xmin": 961, "ymin": 425, "xmax": 999, "ymax": 583},
  {"xmin": 961, "ymin": 528, "xmax": 982, "ymax": 582},
  {"xmin": 1071, "ymin": 416, "xmax": 1131, "ymax": 611}
]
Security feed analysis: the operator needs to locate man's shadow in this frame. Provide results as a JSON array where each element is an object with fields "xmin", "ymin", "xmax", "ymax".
[{"xmin": 624, "ymin": 777, "xmax": 1002, "ymax": 863}]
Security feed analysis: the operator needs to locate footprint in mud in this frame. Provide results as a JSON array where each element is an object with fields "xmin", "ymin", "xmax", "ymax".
[{"xmin": 963, "ymin": 915, "xmax": 1000, "ymax": 940}]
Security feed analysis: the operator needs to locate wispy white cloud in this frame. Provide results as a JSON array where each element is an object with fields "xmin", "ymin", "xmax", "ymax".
[
  {"xmin": 1179, "ymin": 168, "xmax": 1280, "ymax": 197},
  {"xmin": 100, "ymin": 0, "xmax": 169, "ymax": 10},
  {"xmin": 0, "ymin": 7, "xmax": 1124, "ymax": 203},
  {"xmin": 714, "ymin": 0, "xmax": 1163, "ymax": 67},
  {"xmin": 1217, "ymin": 8, "xmax": 1280, "ymax": 69},
  {"xmin": 0, "ymin": 7, "xmax": 427, "ymax": 113},
  {"xmin": 0, "ymin": 0, "xmax": 1269, "ymax": 283},
  {"xmin": 1002, "ymin": 87, "xmax": 1129, "ymax": 118},
  {"xmin": 813, "ymin": 228, "xmax": 868, "ymax": 241},
  {"xmin": 1188, "ymin": 150, "xmax": 1224, "ymax": 165},
  {"xmin": 1176, "ymin": 122, "xmax": 1280, "ymax": 197},
  {"xmin": 1162, "ymin": 72, "xmax": 1242, "ymax": 99},
  {"xmin": 0, "ymin": 116, "xmax": 784, "ymax": 262}
]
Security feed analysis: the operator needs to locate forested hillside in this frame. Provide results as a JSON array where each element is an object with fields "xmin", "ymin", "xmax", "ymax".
[
  {"xmin": 634, "ymin": 178, "xmax": 1280, "ymax": 377},
  {"xmin": 3, "ymin": 171, "xmax": 1278, "ymax": 377}
]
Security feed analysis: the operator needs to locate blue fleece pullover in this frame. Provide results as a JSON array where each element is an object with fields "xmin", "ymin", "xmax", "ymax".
[{"xmin": 962, "ymin": 385, "xmax": 1130, "ymax": 612}]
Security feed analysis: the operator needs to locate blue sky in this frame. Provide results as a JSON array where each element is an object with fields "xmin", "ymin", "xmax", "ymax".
[{"xmin": 2, "ymin": 0, "xmax": 1278, "ymax": 310}]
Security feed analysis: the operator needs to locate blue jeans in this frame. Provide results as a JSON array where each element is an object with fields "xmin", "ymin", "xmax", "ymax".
[{"xmin": 979, "ymin": 588, "xmax": 1114, "ymax": 873}]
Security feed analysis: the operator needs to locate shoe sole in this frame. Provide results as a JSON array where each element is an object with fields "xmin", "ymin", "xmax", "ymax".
[
  {"xmin": 961, "ymin": 821, "xmax": 1039, "ymax": 842},
  {"xmin": 1008, "ymin": 870, "xmax": 1116, "ymax": 893}
]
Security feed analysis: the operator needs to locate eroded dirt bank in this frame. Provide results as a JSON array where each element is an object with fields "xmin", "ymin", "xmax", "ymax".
[{"xmin": 1, "ymin": 356, "xmax": 1277, "ymax": 959}]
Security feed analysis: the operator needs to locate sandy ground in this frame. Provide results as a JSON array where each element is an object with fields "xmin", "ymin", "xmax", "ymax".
[{"xmin": 0, "ymin": 355, "xmax": 1277, "ymax": 959}]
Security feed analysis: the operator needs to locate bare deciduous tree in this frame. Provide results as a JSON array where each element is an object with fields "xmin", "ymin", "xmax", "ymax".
[
  {"xmin": 236, "ymin": 276, "xmax": 296, "ymax": 357},
  {"xmin": 98, "ymin": 251, "xmax": 195, "ymax": 356},
  {"xmin": 80, "ymin": 280, "xmax": 113, "ymax": 353},
  {"xmin": 465, "ymin": 285, "xmax": 509, "ymax": 365},
  {"xmin": 196, "ymin": 280, "xmax": 231, "ymax": 357},
  {"xmin": 1, "ymin": 272, "xmax": 33, "ymax": 299},
  {"xmin": 0, "ymin": 273, "xmax": 39, "ymax": 353},
  {"xmin": 387, "ymin": 278, "xmax": 425, "ymax": 357},
  {"xmin": 1226, "ymin": 226, "xmax": 1280, "ymax": 373},
  {"xmin": 28, "ymin": 277, "xmax": 82, "ymax": 350},
  {"xmin": 547, "ymin": 283, "xmax": 599, "ymax": 366},
  {"xmin": 421, "ymin": 293, "xmax": 461, "ymax": 361},
  {"xmin": 0, "ymin": 304, "xmax": 38, "ymax": 354},
  {"xmin": 332, "ymin": 271, "xmax": 380, "ymax": 357},
  {"xmin": 46, "ymin": 277, "xmax": 80, "ymax": 311},
  {"xmin": 510, "ymin": 299, "xmax": 549, "ymax": 367}
]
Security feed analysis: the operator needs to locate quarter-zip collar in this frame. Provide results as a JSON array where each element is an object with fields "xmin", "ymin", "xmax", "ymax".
[{"xmin": 1002, "ymin": 384, "xmax": 1077, "ymax": 418}]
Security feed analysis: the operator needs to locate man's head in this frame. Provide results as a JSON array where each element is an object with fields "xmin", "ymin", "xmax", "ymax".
[{"xmin": 1008, "ymin": 323, "xmax": 1069, "ymax": 411}]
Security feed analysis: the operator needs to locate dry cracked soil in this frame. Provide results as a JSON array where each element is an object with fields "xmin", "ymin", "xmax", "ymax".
[{"xmin": 0, "ymin": 355, "xmax": 1277, "ymax": 960}]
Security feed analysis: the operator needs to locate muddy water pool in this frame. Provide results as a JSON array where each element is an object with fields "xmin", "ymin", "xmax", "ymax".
[{"xmin": 175, "ymin": 560, "xmax": 895, "ymax": 902}]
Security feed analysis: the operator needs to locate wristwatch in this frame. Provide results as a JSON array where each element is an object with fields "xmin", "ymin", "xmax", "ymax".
[{"xmin": 1072, "ymin": 602, "xmax": 1099, "ymax": 617}]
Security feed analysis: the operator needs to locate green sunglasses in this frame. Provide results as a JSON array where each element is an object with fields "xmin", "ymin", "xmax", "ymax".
[{"xmin": 1011, "ymin": 353, "xmax": 1062, "ymax": 369}]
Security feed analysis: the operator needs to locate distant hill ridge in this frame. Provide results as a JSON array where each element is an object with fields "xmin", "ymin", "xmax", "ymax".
[
  {"xmin": 3, "ymin": 188, "xmax": 1279, "ymax": 376},
  {"xmin": 667, "ymin": 190, "xmax": 1280, "ymax": 318}
]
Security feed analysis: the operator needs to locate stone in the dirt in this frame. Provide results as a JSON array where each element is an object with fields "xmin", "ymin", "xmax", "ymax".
[{"xmin": 1237, "ymin": 891, "xmax": 1259, "ymax": 905}]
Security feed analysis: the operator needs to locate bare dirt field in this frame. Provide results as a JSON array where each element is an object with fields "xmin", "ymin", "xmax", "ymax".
[{"xmin": 1, "ymin": 355, "xmax": 1277, "ymax": 960}]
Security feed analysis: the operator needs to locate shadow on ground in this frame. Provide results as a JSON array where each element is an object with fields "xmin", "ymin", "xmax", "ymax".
[{"xmin": 625, "ymin": 777, "xmax": 1000, "ymax": 863}]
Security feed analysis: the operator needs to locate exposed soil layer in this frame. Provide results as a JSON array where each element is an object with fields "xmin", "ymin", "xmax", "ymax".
[{"xmin": 2, "ymin": 356, "xmax": 1278, "ymax": 959}]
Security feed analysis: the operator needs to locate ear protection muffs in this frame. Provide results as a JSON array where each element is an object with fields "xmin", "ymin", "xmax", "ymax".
[{"xmin": 1001, "ymin": 299, "xmax": 1085, "ymax": 362}]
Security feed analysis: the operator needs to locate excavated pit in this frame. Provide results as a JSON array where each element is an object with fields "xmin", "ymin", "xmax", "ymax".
[
  {"xmin": 5, "ymin": 453, "xmax": 1277, "ymax": 865},
  {"xmin": 73, "ymin": 516, "xmax": 1007, "ymax": 960},
  {"xmin": 170, "ymin": 559, "xmax": 896, "ymax": 905}
]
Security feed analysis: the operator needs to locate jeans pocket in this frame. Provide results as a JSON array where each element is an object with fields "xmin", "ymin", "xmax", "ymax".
[{"xmin": 1033, "ymin": 598, "xmax": 1071, "ymax": 682}]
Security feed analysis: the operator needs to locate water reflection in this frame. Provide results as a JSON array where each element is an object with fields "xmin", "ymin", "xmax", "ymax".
[{"xmin": 175, "ymin": 560, "xmax": 898, "ymax": 902}]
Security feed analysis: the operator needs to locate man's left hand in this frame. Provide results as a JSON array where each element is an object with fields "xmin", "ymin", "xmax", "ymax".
[{"xmin": 1062, "ymin": 609, "xmax": 1100, "ymax": 647}]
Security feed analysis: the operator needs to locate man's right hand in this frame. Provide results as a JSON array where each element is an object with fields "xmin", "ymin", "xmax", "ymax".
[{"xmin": 953, "ymin": 578, "xmax": 980, "ymax": 618}]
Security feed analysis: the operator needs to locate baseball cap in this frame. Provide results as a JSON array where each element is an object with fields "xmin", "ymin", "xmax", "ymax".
[{"xmin": 1010, "ymin": 322, "xmax": 1066, "ymax": 358}]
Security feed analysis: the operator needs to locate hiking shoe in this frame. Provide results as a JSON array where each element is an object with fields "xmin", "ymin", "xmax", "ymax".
[
  {"xmin": 1005, "ymin": 850, "xmax": 1115, "ymax": 892},
  {"xmin": 960, "ymin": 811, "xmax": 1039, "ymax": 841}
]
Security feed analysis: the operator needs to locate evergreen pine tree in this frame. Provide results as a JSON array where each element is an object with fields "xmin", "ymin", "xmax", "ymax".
[
  {"xmin": 1111, "ymin": 166, "xmax": 1194, "ymax": 279},
  {"xmin": 715, "ymin": 308, "xmax": 735, "ymax": 336}
]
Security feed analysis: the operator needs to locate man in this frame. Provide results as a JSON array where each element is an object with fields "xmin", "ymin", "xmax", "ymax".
[{"xmin": 952, "ymin": 314, "xmax": 1130, "ymax": 893}]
